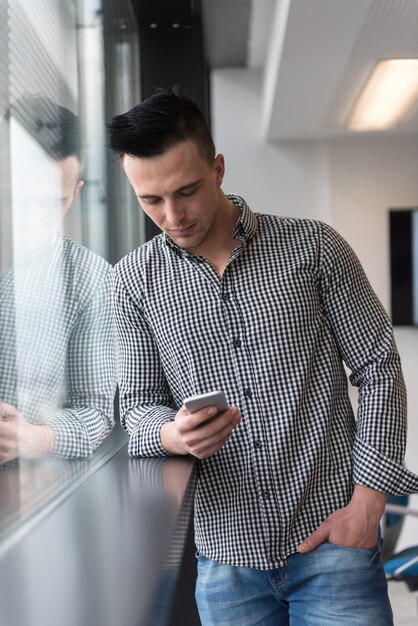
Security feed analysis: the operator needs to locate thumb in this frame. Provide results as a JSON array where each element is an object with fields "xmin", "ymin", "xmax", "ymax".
[
  {"xmin": 297, "ymin": 525, "xmax": 328, "ymax": 553},
  {"xmin": 0, "ymin": 402, "xmax": 21, "ymax": 421}
]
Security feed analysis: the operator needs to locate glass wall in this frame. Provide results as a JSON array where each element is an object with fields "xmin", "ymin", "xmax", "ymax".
[{"xmin": 0, "ymin": 0, "xmax": 142, "ymax": 541}]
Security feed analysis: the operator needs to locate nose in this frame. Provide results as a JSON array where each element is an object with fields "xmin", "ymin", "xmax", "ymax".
[{"xmin": 165, "ymin": 197, "xmax": 186, "ymax": 225}]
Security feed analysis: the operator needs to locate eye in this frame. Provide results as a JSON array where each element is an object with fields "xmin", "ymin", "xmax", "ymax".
[
  {"xmin": 141, "ymin": 197, "xmax": 161, "ymax": 206},
  {"xmin": 179, "ymin": 186, "xmax": 198, "ymax": 197}
]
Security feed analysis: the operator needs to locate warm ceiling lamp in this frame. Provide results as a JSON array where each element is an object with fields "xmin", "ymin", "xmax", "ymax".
[{"xmin": 348, "ymin": 58, "xmax": 418, "ymax": 131}]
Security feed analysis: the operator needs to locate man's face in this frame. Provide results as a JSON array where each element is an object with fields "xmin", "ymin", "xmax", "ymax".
[
  {"xmin": 9, "ymin": 117, "xmax": 83, "ymax": 261},
  {"xmin": 12, "ymin": 153, "xmax": 83, "ymax": 259},
  {"xmin": 123, "ymin": 139, "xmax": 225, "ymax": 251}
]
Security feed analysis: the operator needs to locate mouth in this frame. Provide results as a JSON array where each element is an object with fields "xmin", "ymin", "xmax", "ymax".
[{"xmin": 168, "ymin": 223, "xmax": 196, "ymax": 236}]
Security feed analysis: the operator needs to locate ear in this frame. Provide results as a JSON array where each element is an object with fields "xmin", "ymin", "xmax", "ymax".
[
  {"xmin": 61, "ymin": 180, "xmax": 84, "ymax": 215},
  {"xmin": 73, "ymin": 179, "xmax": 84, "ymax": 201},
  {"xmin": 213, "ymin": 153, "xmax": 225, "ymax": 186},
  {"xmin": 69, "ymin": 179, "xmax": 84, "ymax": 207}
]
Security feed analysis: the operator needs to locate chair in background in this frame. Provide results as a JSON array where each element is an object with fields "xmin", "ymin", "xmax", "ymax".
[{"xmin": 383, "ymin": 495, "xmax": 418, "ymax": 592}]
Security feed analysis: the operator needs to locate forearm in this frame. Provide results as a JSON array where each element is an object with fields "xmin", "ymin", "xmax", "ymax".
[
  {"xmin": 350, "ymin": 484, "xmax": 387, "ymax": 525},
  {"xmin": 160, "ymin": 420, "xmax": 188, "ymax": 456},
  {"xmin": 23, "ymin": 424, "xmax": 55, "ymax": 457},
  {"xmin": 354, "ymin": 348, "xmax": 407, "ymax": 465}
]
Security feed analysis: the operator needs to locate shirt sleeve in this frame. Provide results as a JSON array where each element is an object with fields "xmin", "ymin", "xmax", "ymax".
[
  {"xmin": 51, "ymin": 266, "xmax": 116, "ymax": 458},
  {"xmin": 319, "ymin": 222, "xmax": 418, "ymax": 495},
  {"xmin": 113, "ymin": 263, "xmax": 176, "ymax": 458}
]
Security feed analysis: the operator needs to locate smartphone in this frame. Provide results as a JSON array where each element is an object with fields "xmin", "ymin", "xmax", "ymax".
[{"xmin": 183, "ymin": 390, "xmax": 229, "ymax": 414}]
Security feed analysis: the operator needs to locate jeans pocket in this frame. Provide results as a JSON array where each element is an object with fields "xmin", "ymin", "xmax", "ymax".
[
  {"xmin": 195, "ymin": 549, "xmax": 208, "ymax": 561},
  {"xmin": 324, "ymin": 541, "xmax": 380, "ymax": 556}
]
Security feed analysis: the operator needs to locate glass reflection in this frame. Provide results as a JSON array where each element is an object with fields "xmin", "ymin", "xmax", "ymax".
[{"xmin": 0, "ymin": 95, "xmax": 115, "ymax": 467}]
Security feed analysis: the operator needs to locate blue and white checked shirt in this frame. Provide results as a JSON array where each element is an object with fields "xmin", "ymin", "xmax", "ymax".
[{"xmin": 114, "ymin": 195, "xmax": 418, "ymax": 569}]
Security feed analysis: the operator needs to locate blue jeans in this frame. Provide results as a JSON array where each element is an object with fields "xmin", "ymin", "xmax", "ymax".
[{"xmin": 195, "ymin": 542, "xmax": 393, "ymax": 626}]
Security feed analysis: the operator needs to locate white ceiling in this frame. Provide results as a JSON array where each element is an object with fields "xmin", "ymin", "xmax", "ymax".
[{"xmin": 256, "ymin": 0, "xmax": 418, "ymax": 140}]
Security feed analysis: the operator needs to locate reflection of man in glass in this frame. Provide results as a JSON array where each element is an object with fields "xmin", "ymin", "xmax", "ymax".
[{"xmin": 0, "ymin": 96, "xmax": 115, "ymax": 463}]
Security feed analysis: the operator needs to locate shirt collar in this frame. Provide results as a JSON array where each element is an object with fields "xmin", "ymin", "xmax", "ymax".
[
  {"xmin": 228, "ymin": 194, "xmax": 257, "ymax": 244},
  {"xmin": 163, "ymin": 194, "xmax": 257, "ymax": 254}
]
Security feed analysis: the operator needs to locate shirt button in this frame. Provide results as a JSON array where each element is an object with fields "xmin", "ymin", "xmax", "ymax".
[
  {"xmin": 222, "ymin": 293, "xmax": 230, "ymax": 301},
  {"xmin": 261, "ymin": 490, "xmax": 270, "ymax": 500},
  {"xmin": 244, "ymin": 388, "xmax": 252, "ymax": 398},
  {"xmin": 254, "ymin": 439, "xmax": 262, "ymax": 448},
  {"xmin": 233, "ymin": 338, "xmax": 241, "ymax": 348}
]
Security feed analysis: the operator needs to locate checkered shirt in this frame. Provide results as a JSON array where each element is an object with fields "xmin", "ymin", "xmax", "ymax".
[
  {"xmin": 114, "ymin": 195, "xmax": 418, "ymax": 569},
  {"xmin": 0, "ymin": 235, "xmax": 116, "ymax": 458}
]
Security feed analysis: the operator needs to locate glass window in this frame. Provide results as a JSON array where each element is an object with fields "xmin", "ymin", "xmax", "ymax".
[{"xmin": 0, "ymin": 0, "xmax": 140, "ymax": 542}]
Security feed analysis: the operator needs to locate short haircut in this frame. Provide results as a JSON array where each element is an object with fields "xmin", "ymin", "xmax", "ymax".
[
  {"xmin": 107, "ymin": 88, "xmax": 215, "ymax": 164},
  {"xmin": 12, "ymin": 94, "xmax": 82, "ymax": 162}
]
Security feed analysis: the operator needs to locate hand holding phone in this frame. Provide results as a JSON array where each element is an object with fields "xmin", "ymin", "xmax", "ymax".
[{"xmin": 161, "ymin": 390, "xmax": 239, "ymax": 458}]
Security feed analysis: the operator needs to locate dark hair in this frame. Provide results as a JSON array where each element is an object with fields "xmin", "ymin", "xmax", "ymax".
[
  {"xmin": 12, "ymin": 94, "xmax": 82, "ymax": 161},
  {"xmin": 107, "ymin": 88, "xmax": 215, "ymax": 164}
]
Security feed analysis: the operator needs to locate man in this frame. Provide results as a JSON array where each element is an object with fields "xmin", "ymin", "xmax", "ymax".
[
  {"xmin": 109, "ymin": 89, "xmax": 418, "ymax": 625},
  {"xmin": 0, "ymin": 96, "xmax": 115, "ymax": 463}
]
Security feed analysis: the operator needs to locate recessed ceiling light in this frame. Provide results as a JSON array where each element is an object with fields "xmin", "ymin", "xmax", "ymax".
[{"xmin": 348, "ymin": 59, "xmax": 418, "ymax": 131}]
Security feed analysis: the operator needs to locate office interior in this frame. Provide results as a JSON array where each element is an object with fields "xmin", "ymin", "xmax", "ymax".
[{"xmin": 1, "ymin": 0, "xmax": 418, "ymax": 624}]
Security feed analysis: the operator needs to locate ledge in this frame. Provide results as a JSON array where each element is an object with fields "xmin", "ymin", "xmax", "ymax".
[{"xmin": 0, "ymin": 424, "xmax": 196, "ymax": 626}]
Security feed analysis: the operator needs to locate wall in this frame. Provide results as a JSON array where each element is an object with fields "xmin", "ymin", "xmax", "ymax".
[
  {"xmin": 212, "ymin": 68, "xmax": 331, "ymax": 222},
  {"xmin": 211, "ymin": 66, "xmax": 418, "ymax": 550}
]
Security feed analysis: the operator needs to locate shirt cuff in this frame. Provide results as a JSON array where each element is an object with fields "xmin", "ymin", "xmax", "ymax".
[
  {"xmin": 353, "ymin": 436, "xmax": 418, "ymax": 495},
  {"xmin": 126, "ymin": 407, "xmax": 177, "ymax": 457},
  {"xmin": 51, "ymin": 410, "xmax": 96, "ymax": 458}
]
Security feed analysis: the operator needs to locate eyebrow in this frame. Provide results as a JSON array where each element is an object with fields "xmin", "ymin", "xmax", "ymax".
[{"xmin": 137, "ymin": 178, "xmax": 203, "ymax": 200}]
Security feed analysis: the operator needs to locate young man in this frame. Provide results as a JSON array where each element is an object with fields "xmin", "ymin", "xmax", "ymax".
[
  {"xmin": 0, "ymin": 96, "xmax": 115, "ymax": 462},
  {"xmin": 109, "ymin": 89, "xmax": 418, "ymax": 625}
]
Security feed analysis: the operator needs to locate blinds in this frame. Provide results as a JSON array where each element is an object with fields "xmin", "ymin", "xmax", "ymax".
[
  {"xmin": 0, "ymin": 0, "xmax": 9, "ymax": 120},
  {"xmin": 7, "ymin": 0, "xmax": 78, "ymax": 151}
]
